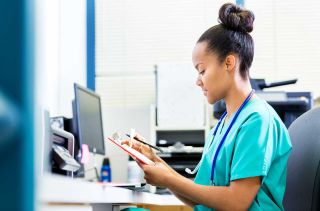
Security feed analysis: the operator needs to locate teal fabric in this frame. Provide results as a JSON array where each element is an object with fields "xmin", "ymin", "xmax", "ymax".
[{"xmin": 194, "ymin": 98, "xmax": 292, "ymax": 211}]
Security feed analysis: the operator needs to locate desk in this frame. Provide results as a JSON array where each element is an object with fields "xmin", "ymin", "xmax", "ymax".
[{"xmin": 39, "ymin": 175, "xmax": 191, "ymax": 211}]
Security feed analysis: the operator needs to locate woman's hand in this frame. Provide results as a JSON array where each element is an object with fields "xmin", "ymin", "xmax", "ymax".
[
  {"xmin": 139, "ymin": 162, "xmax": 175, "ymax": 188},
  {"xmin": 121, "ymin": 133, "xmax": 159, "ymax": 162},
  {"xmin": 121, "ymin": 132, "xmax": 177, "ymax": 188}
]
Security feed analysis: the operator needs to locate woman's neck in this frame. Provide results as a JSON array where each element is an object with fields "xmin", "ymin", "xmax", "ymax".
[{"xmin": 224, "ymin": 79, "xmax": 253, "ymax": 121}]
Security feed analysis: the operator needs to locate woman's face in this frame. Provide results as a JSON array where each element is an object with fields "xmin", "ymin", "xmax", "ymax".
[{"xmin": 192, "ymin": 41, "xmax": 231, "ymax": 104}]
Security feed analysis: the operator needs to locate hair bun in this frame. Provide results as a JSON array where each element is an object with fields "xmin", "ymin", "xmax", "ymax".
[{"xmin": 218, "ymin": 3, "xmax": 255, "ymax": 33}]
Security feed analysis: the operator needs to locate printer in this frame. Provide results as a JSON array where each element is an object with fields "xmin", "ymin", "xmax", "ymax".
[{"xmin": 214, "ymin": 78, "xmax": 313, "ymax": 127}]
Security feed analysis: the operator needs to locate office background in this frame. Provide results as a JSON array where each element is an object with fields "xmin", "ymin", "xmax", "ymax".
[
  {"xmin": 33, "ymin": 0, "xmax": 320, "ymax": 181},
  {"xmin": 1, "ymin": 0, "xmax": 320, "ymax": 210}
]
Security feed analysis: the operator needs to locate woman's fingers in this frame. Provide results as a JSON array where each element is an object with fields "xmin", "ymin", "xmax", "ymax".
[
  {"xmin": 134, "ymin": 132, "xmax": 145, "ymax": 142},
  {"xmin": 121, "ymin": 139, "xmax": 130, "ymax": 145},
  {"xmin": 120, "ymin": 131, "xmax": 147, "ymax": 150},
  {"xmin": 121, "ymin": 139, "xmax": 142, "ymax": 150}
]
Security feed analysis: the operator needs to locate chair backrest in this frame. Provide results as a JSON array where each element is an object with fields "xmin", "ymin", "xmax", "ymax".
[{"xmin": 284, "ymin": 107, "xmax": 320, "ymax": 211}]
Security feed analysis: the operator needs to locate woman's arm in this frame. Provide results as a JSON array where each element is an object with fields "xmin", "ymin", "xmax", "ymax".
[
  {"xmin": 124, "ymin": 137, "xmax": 261, "ymax": 209},
  {"xmin": 155, "ymin": 157, "xmax": 197, "ymax": 207},
  {"xmin": 166, "ymin": 173, "xmax": 261, "ymax": 211},
  {"xmin": 141, "ymin": 163, "xmax": 261, "ymax": 211},
  {"xmin": 170, "ymin": 191, "xmax": 196, "ymax": 207}
]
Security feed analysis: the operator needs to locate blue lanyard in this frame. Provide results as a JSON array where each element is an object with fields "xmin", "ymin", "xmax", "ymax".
[{"xmin": 210, "ymin": 90, "xmax": 255, "ymax": 185}]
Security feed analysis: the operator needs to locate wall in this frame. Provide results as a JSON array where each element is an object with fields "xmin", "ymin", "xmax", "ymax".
[{"xmin": 35, "ymin": 0, "xmax": 87, "ymax": 118}]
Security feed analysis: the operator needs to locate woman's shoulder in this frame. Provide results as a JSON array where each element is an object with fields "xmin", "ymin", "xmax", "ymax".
[{"xmin": 241, "ymin": 98, "xmax": 285, "ymax": 128}]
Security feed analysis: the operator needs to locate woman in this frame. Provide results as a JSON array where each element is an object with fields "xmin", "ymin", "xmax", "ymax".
[{"xmin": 125, "ymin": 3, "xmax": 292, "ymax": 210}]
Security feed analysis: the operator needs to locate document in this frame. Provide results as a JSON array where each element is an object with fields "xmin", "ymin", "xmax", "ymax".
[{"xmin": 107, "ymin": 137, "xmax": 155, "ymax": 165}]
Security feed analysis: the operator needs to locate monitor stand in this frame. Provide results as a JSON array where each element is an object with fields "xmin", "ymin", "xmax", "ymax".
[{"xmin": 92, "ymin": 148, "xmax": 100, "ymax": 182}]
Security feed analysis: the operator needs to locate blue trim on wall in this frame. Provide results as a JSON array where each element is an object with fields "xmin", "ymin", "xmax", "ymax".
[
  {"xmin": 236, "ymin": 0, "xmax": 245, "ymax": 7},
  {"xmin": 87, "ymin": 0, "xmax": 95, "ymax": 90}
]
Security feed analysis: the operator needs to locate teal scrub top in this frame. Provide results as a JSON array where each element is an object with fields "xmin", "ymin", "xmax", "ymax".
[{"xmin": 194, "ymin": 98, "xmax": 292, "ymax": 211}]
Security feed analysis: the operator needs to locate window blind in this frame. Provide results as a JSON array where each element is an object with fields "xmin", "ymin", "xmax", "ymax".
[
  {"xmin": 95, "ymin": 0, "xmax": 235, "ymax": 107},
  {"xmin": 247, "ymin": 0, "xmax": 320, "ymax": 98}
]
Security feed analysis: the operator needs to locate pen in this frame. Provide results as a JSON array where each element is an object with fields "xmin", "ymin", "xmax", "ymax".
[{"xmin": 125, "ymin": 134, "xmax": 164, "ymax": 153}]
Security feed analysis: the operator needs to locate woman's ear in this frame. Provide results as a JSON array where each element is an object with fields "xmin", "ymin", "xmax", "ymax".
[{"xmin": 225, "ymin": 54, "xmax": 236, "ymax": 72}]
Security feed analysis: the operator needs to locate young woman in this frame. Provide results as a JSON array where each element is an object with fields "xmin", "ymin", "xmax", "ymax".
[{"xmin": 125, "ymin": 3, "xmax": 292, "ymax": 210}]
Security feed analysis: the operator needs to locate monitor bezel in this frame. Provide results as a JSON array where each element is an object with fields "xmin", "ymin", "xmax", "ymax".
[{"xmin": 74, "ymin": 83, "xmax": 105, "ymax": 155}]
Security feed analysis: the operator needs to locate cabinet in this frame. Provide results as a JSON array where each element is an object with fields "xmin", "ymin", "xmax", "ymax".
[{"xmin": 151, "ymin": 63, "xmax": 214, "ymax": 180}]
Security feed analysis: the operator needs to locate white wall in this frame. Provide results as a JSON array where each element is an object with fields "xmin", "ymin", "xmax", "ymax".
[
  {"xmin": 35, "ymin": 0, "xmax": 87, "ymax": 118},
  {"xmin": 59, "ymin": 0, "xmax": 87, "ymax": 117}
]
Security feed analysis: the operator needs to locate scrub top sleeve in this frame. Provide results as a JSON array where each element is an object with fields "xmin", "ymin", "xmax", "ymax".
[{"xmin": 230, "ymin": 112, "xmax": 273, "ymax": 181}]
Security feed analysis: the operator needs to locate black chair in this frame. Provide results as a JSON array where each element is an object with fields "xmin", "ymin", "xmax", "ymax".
[{"xmin": 284, "ymin": 107, "xmax": 320, "ymax": 210}]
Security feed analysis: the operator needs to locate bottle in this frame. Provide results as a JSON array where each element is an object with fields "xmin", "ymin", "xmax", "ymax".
[
  {"xmin": 127, "ymin": 160, "xmax": 140, "ymax": 183},
  {"xmin": 100, "ymin": 157, "xmax": 111, "ymax": 182}
]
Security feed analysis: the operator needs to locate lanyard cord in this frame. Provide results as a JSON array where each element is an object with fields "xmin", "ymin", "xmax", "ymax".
[
  {"xmin": 210, "ymin": 90, "xmax": 255, "ymax": 184},
  {"xmin": 185, "ymin": 114, "xmax": 226, "ymax": 175},
  {"xmin": 214, "ymin": 112, "xmax": 227, "ymax": 137}
]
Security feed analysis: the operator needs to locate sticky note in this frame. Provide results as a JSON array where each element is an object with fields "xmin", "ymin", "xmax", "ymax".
[{"xmin": 81, "ymin": 144, "xmax": 90, "ymax": 164}]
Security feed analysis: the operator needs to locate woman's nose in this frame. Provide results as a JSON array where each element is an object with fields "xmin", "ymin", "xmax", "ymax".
[{"xmin": 196, "ymin": 75, "xmax": 203, "ymax": 87}]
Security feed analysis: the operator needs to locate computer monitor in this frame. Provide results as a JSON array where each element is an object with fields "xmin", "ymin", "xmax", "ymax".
[{"xmin": 73, "ymin": 83, "xmax": 105, "ymax": 155}]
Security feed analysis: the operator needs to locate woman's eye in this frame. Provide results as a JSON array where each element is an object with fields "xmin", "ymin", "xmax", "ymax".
[{"xmin": 199, "ymin": 70, "xmax": 205, "ymax": 75}]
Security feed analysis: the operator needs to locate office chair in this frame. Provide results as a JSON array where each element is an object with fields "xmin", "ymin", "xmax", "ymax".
[{"xmin": 283, "ymin": 107, "xmax": 320, "ymax": 211}]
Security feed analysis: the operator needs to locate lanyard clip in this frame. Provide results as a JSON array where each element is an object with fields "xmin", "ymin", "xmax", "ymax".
[{"xmin": 210, "ymin": 180, "xmax": 215, "ymax": 186}]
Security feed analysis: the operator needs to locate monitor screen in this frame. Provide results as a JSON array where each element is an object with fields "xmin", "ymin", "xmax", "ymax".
[{"xmin": 74, "ymin": 83, "xmax": 105, "ymax": 155}]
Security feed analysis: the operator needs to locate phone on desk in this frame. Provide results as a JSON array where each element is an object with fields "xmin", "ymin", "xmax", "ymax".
[
  {"xmin": 52, "ymin": 144, "xmax": 81, "ymax": 172},
  {"xmin": 51, "ymin": 127, "xmax": 81, "ymax": 174}
]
